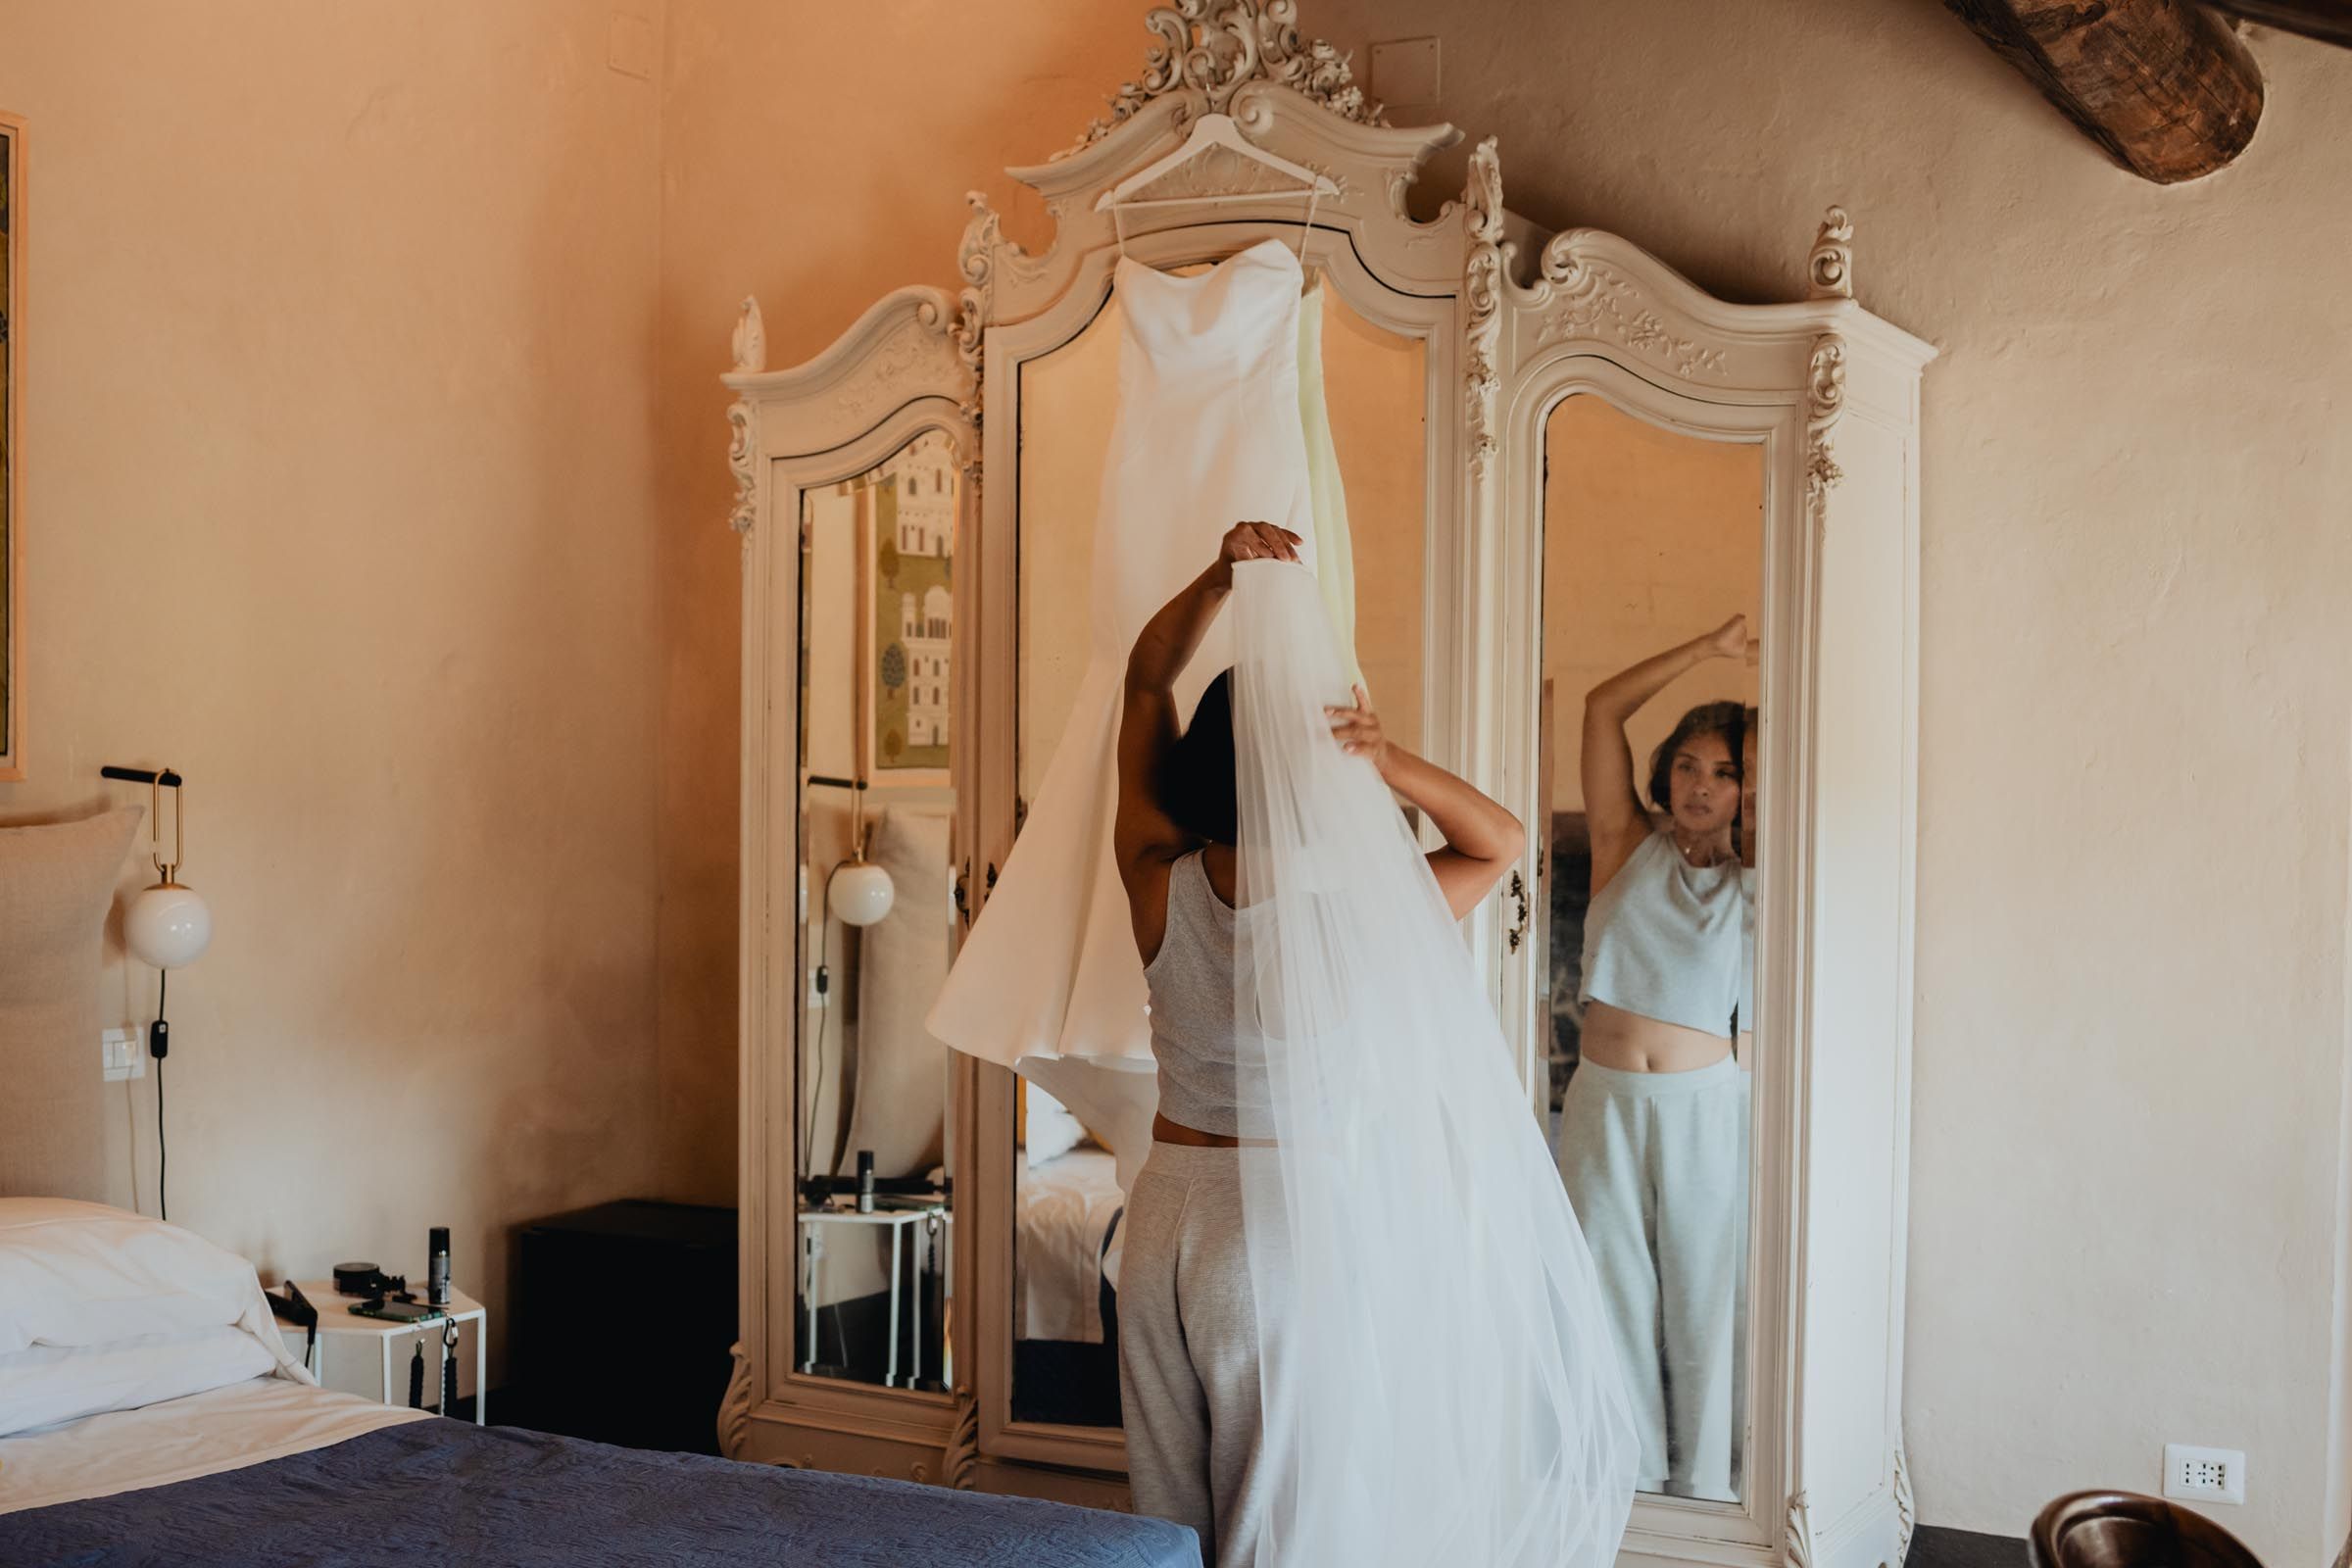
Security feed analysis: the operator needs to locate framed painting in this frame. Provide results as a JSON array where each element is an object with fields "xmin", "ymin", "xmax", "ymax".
[
  {"xmin": 863, "ymin": 429, "xmax": 955, "ymax": 789},
  {"xmin": 0, "ymin": 112, "xmax": 20, "ymax": 781}
]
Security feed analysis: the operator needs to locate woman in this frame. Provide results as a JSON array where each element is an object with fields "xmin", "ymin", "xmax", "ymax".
[
  {"xmin": 1558, "ymin": 616, "xmax": 1756, "ymax": 1502},
  {"xmin": 1109, "ymin": 520, "xmax": 1525, "ymax": 1567}
]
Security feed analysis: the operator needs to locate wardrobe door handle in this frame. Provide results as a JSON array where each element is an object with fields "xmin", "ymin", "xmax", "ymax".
[
  {"xmin": 1506, "ymin": 870, "xmax": 1531, "ymax": 953},
  {"xmin": 953, "ymin": 862, "xmax": 972, "ymax": 928}
]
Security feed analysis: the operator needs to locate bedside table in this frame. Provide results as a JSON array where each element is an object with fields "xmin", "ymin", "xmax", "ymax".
[{"xmin": 277, "ymin": 1283, "xmax": 489, "ymax": 1425}]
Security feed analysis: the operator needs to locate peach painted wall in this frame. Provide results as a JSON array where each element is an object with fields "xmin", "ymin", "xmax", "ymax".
[{"xmin": 0, "ymin": 0, "xmax": 667, "ymax": 1381}]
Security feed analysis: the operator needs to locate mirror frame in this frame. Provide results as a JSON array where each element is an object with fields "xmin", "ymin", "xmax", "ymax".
[
  {"xmin": 722, "ymin": 286, "xmax": 981, "ymax": 1473},
  {"xmin": 1490, "ymin": 202, "xmax": 1934, "ymax": 1567}
]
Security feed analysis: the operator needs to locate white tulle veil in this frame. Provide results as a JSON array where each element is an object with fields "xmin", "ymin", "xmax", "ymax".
[{"xmin": 1227, "ymin": 559, "xmax": 1638, "ymax": 1568}]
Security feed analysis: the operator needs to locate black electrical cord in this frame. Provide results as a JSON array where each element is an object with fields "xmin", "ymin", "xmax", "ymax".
[{"xmin": 156, "ymin": 969, "xmax": 169, "ymax": 1224}]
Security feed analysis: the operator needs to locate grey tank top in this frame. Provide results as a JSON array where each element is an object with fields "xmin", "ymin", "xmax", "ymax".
[
  {"xmin": 1143, "ymin": 851, "xmax": 1269, "ymax": 1138},
  {"xmin": 1581, "ymin": 831, "xmax": 1749, "ymax": 1038}
]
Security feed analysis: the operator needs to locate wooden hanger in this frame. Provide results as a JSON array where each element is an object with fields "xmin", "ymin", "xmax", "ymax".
[{"xmin": 1094, "ymin": 113, "xmax": 1338, "ymax": 214}]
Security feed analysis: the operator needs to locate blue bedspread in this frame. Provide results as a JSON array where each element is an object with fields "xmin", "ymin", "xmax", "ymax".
[{"xmin": 0, "ymin": 1416, "xmax": 1200, "ymax": 1568}]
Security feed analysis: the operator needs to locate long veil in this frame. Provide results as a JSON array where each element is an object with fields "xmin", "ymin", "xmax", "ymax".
[{"xmin": 1228, "ymin": 560, "xmax": 1638, "ymax": 1568}]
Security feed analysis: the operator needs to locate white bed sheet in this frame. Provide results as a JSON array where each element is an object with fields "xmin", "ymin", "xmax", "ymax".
[
  {"xmin": 0, "ymin": 1373, "xmax": 428, "ymax": 1514},
  {"xmin": 1014, "ymin": 1147, "xmax": 1126, "ymax": 1345}
]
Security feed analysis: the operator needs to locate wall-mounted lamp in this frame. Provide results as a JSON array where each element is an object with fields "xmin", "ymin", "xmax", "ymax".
[
  {"xmin": 809, "ymin": 773, "xmax": 895, "ymax": 927},
  {"xmin": 102, "ymin": 764, "xmax": 208, "ymax": 1224},
  {"xmin": 104, "ymin": 766, "xmax": 212, "ymax": 971}
]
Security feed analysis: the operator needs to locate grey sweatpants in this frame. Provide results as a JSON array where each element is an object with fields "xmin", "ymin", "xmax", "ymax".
[
  {"xmin": 1117, "ymin": 1141, "xmax": 1288, "ymax": 1568},
  {"xmin": 1555, "ymin": 1055, "xmax": 1749, "ymax": 1501}
]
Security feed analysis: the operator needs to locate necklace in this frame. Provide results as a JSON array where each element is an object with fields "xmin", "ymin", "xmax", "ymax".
[{"xmin": 1674, "ymin": 833, "xmax": 1727, "ymax": 868}]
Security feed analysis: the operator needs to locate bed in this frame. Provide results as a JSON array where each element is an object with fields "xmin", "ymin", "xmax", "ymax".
[
  {"xmin": 1011, "ymin": 1073, "xmax": 1140, "ymax": 1429},
  {"xmin": 1016, "ymin": 1146, "xmax": 1126, "ymax": 1346},
  {"xmin": 0, "ymin": 1199, "xmax": 1200, "ymax": 1568}
]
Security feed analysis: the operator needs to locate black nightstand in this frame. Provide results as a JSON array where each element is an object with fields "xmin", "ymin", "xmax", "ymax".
[{"xmin": 509, "ymin": 1200, "xmax": 737, "ymax": 1454}]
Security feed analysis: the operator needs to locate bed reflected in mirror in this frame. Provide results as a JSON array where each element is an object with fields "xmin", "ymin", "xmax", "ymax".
[{"xmin": 793, "ymin": 430, "xmax": 959, "ymax": 1393}]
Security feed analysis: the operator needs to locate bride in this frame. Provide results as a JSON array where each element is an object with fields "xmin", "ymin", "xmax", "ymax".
[
  {"xmin": 934, "ymin": 233, "xmax": 1634, "ymax": 1568},
  {"xmin": 1111, "ymin": 519, "xmax": 1637, "ymax": 1568}
]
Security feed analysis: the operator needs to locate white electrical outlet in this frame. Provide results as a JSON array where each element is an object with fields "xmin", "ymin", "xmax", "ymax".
[
  {"xmin": 2164, "ymin": 1444, "xmax": 2246, "ymax": 1505},
  {"xmin": 101, "ymin": 1028, "xmax": 145, "ymax": 1082}
]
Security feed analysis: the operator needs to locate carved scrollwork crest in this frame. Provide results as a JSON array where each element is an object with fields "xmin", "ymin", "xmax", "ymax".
[
  {"xmin": 1787, "ymin": 1489, "xmax": 1820, "ymax": 1568},
  {"xmin": 1893, "ymin": 1441, "xmax": 1918, "ymax": 1562},
  {"xmin": 726, "ymin": 398, "xmax": 758, "ymax": 542},
  {"xmin": 833, "ymin": 302, "xmax": 956, "ymax": 425},
  {"xmin": 715, "ymin": 1341, "xmax": 754, "ymax": 1457},
  {"xmin": 1533, "ymin": 234, "xmax": 1731, "ymax": 380},
  {"xmin": 1462, "ymin": 136, "xmax": 1505, "ymax": 482},
  {"xmin": 731, "ymin": 296, "xmax": 766, "ymax": 373},
  {"xmin": 944, "ymin": 1389, "xmax": 981, "ymax": 1490},
  {"xmin": 954, "ymin": 193, "xmax": 1009, "ymax": 479},
  {"xmin": 1806, "ymin": 333, "xmax": 1848, "ymax": 514},
  {"xmin": 1060, "ymin": 0, "xmax": 1387, "ymax": 158},
  {"xmin": 1809, "ymin": 206, "xmax": 1854, "ymax": 301}
]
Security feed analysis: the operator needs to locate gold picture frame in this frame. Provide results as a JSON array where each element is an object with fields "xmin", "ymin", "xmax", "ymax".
[{"xmin": 0, "ymin": 112, "xmax": 22, "ymax": 781}]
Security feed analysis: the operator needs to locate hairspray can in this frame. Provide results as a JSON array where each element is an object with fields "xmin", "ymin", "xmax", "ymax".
[
  {"xmin": 427, "ymin": 1227, "xmax": 452, "ymax": 1307},
  {"xmin": 856, "ymin": 1152, "xmax": 875, "ymax": 1213}
]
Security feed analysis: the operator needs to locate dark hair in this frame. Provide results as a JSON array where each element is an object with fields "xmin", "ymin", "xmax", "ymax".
[
  {"xmin": 1647, "ymin": 700, "xmax": 1747, "ymax": 812},
  {"xmin": 1158, "ymin": 669, "xmax": 1239, "ymax": 845}
]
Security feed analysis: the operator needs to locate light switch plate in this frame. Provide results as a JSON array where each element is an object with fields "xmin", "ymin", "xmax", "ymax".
[
  {"xmin": 1369, "ymin": 37, "xmax": 1440, "ymax": 111},
  {"xmin": 102, "ymin": 1027, "xmax": 145, "ymax": 1082}
]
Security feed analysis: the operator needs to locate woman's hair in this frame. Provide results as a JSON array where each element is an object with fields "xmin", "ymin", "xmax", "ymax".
[
  {"xmin": 1647, "ymin": 700, "xmax": 1748, "ymax": 811},
  {"xmin": 1158, "ymin": 668, "xmax": 1239, "ymax": 845}
]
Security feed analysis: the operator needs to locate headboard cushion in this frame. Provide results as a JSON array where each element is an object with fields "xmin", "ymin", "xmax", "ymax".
[{"xmin": 0, "ymin": 807, "xmax": 143, "ymax": 1200}]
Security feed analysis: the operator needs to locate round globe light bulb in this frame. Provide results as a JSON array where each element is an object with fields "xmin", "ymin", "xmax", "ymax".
[
  {"xmin": 125, "ymin": 882, "xmax": 214, "ymax": 969},
  {"xmin": 828, "ymin": 860, "xmax": 896, "ymax": 928}
]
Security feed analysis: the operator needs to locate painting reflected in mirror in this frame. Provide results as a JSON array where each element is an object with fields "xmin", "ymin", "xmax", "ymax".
[
  {"xmin": 1541, "ymin": 393, "xmax": 1762, "ymax": 1501},
  {"xmin": 793, "ymin": 431, "xmax": 959, "ymax": 1393}
]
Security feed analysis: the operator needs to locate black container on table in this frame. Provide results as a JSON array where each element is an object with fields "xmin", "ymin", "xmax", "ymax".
[{"xmin": 509, "ymin": 1200, "xmax": 737, "ymax": 1454}]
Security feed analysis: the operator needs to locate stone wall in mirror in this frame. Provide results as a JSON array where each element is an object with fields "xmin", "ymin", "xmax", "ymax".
[
  {"xmin": 793, "ymin": 430, "xmax": 959, "ymax": 1395},
  {"xmin": 1540, "ymin": 392, "xmax": 1764, "ymax": 1502},
  {"xmin": 1004, "ymin": 270, "xmax": 1426, "ymax": 1430}
]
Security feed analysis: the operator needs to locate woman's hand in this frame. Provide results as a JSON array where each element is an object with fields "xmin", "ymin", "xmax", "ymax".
[
  {"xmin": 1327, "ymin": 685, "xmax": 1393, "ymax": 777},
  {"xmin": 1704, "ymin": 614, "xmax": 1755, "ymax": 663},
  {"xmin": 1216, "ymin": 520, "xmax": 1301, "ymax": 583}
]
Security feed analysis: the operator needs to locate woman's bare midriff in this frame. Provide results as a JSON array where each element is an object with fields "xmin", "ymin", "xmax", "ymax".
[
  {"xmin": 1152, "ymin": 1112, "xmax": 1277, "ymax": 1149},
  {"xmin": 1580, "ymin": 1000, "xmax": 1734, "ymax": 1074}
]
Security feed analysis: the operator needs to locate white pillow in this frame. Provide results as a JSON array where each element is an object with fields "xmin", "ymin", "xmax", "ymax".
[
  {"xmin": 1023, "ymin": 1082, "xmax": 1087, "ymax": 1167},
  {"xmin": 0, "ymin": 1198, "xmax": 308, "ymax": 1434},
  {"xmin": 0, "ymin": 1326, "xmax": 277, "ymax": 1437}
]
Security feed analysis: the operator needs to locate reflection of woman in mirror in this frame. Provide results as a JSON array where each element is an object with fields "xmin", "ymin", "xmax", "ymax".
[
  {"xmin": 1557, "ymin": 615, "xmax": 1754, "ymax": 1501},
  {"xmin": 1109, "ymin": 521, "xmax": 1528, "ymax": 1566}
]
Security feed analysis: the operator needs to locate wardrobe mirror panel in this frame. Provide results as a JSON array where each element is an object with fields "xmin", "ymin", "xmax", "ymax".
[
  {"xmin": 1006, "ymin": 269, "xmax": 1425, "ymax": 1430},
  {"xmin": 792, "ymin": 431, "xmax": 959, "ymax": 1396},
  {"xmin": 1539, "ymin": 392, "xmax": 1763, "ymax": 1502}
]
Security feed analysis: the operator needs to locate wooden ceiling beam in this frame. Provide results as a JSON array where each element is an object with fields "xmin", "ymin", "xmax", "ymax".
[
  {"xmin": 1944, "ymin": 0, "xmax": 2266, "ymax": 182},
  {"xmin": 2201, "ymin": 0, "xmax": 2352, "ymax": 50}
]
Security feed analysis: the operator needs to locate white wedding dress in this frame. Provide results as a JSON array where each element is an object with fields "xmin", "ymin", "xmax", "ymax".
[
  {"xmin": 931, "ymin": 236, "xmax": 1637, "ymax": 1566},
  {"xmin": 926, "ymin": 239, "xmax": 1321, "ymax": 1086}
]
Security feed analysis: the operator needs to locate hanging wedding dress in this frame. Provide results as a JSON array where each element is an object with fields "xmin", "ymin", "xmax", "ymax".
[
  {"xmin": 926, "ymin": 240, "xmax": 1321, "ymax": 1092},
  {"xmin": 932, "ymin": 233, "xmax": 1636, "ymax": 1565}
]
